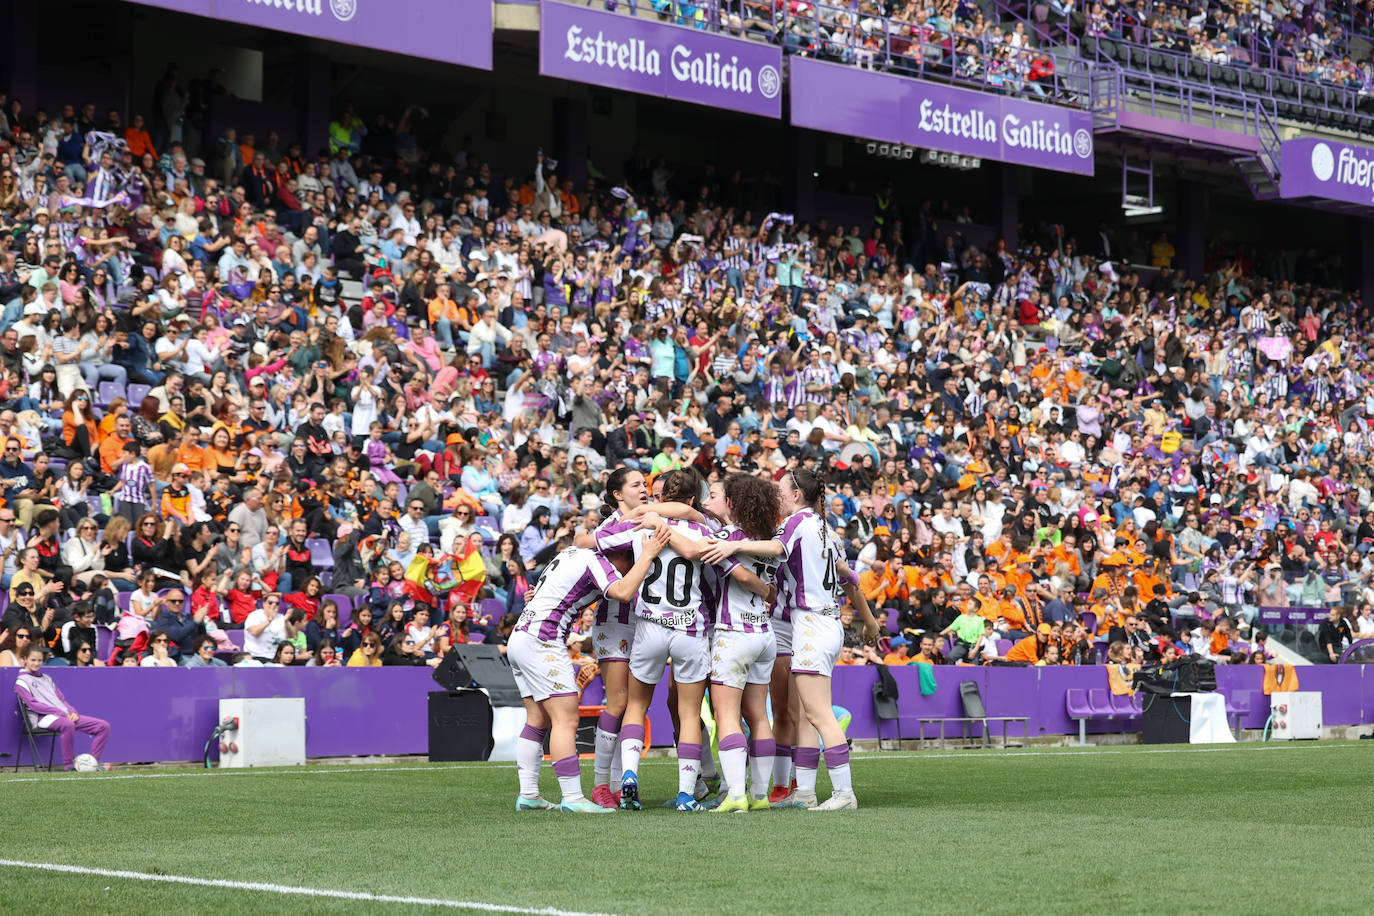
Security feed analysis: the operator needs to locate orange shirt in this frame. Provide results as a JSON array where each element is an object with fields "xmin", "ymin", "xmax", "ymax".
[
  {"xmin": 859, "ymin": 568, "xmax": 901, "ymax": 605},
  {"xmin": 99, "ymin": 433, "xmax": 130, "ymax": 475},
  {"xmin": 202, "ymin": 446, "xmax": 236, "ymax": 476},
  {"xmin": 428, "ymin": 296, "xmax": 460, "ymax": 325},
  {"xmin": 1000, "ymin": 599, "xmax": 1027, "ymax": 630},
  {"xmin": 177, "ymin": 442, "xmax": 207, "ymax": 474},
  {"xmin": 62, "ymin": 411, "xmax": 98, "ymax": 449},
  {"xmin": 1051, "ymin": 544, "xmax": 1082, "ymax": 576},
  {"xmin": 882, "ymin": 652, "xmax": 911, "ymax": 666},
  {"xmin": 973, "ymin": 592, "xmax": 1001, "ymax": 622},
  {"xmin": 125, "ymin": 128, "xmax": 157, "ymax": 159},
  {"xmin": 1210, "ymin": 631, "xmax": 1229, "ymax": 655},
  {"xmin": 1005, "ymin": 635, "xmax": 1043, "ymax": 663}
]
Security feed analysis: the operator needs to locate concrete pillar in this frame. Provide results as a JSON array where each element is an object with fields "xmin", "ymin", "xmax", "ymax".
[
  {"xmin": 551, "ymin": 98, "xmax": 587, "ymax": 188},
  {"xmin": 1175, "ymin": 178, "xmax": 1205, "ymax": 280},
  {"xmin": 792, "ymin": 128, "xmax": 816, "ymax": 222},
  {"xmin": 0, "ymin": 0, "xmax": 38, "ymax": 107},
  {"xmin": 298, "ymin": 51, "xmax": 330, "ymax": 156},
  {"xmin": 987, "ymin": 163, "xmax": 1018, "ymax": 247},
  {"xmin": 1347, "ymin": 216, "xmax": 1374, "ymax": 309}
]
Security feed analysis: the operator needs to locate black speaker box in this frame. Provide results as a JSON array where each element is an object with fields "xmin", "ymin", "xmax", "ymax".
[
  {"xmin": 432, "ymin": 645, "xmax": 523, "ymax": 707},
  {"xmin": 427, "ymin": 690, "xmax": 494, "ymax": 761}
]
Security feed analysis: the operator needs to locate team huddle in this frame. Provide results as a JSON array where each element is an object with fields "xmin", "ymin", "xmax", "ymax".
[{"xmin": 506, "ymin": 467, "xmax": 880, "ymax": 813}]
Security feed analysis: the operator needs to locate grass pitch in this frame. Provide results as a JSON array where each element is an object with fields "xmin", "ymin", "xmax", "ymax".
[{"xmin": 0, "ymin": 742, "xmax": 1369, "ymax": 915}]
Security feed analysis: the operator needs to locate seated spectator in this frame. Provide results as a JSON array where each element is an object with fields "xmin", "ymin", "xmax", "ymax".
[{"xmin": 14, "ymin": 645, "xmax": 112, "ymax": 770}]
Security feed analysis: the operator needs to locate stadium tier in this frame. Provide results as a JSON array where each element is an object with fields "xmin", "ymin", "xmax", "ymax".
[{"xmin": 0, "ymin": 0, "xmax": 1372, "ymax": 777}]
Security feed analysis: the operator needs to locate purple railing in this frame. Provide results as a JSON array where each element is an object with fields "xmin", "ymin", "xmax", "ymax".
[
  {"xmin": 990, "ymin": 0, "xmax": 1079, "ymax": 51},
  {"xmin": 1089, "ymin": 36, "xmax": 1372, "ymax": 135}
]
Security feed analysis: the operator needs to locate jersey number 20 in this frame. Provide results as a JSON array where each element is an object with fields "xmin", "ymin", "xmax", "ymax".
[{"xmin": 642, "ymin": 556, "xmax": 694, "ymax": 608}]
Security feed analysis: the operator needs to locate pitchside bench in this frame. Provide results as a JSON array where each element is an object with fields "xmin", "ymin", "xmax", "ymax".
[{"xmin": 917, "ymin": 681, "xmax": 1029, "ymax": 750}]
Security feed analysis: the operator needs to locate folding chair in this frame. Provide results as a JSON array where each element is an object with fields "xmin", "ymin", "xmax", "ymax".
[
  {"xmin": 872, "ymin": 665, "xmax": 903, "ymax": 751},
  {"xmin": 14, "ymin": 695, "xmax": 59, "ymax": 771}
]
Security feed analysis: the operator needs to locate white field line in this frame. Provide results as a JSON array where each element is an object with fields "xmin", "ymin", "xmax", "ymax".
[
  {"xmin": 0, "ymin": 739, "xmax": 1348, "ymax": 784},
  {"xmin": 0, "ymin": 859, "xmax": 621, "ymax": 916}
]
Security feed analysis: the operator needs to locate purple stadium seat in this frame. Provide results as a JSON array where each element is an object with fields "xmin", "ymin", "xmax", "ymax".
[
  {"xmin": 1087, "ymin": 688, "xmax": 1116, "ymax": 717},
  {"xmin": 1079, "ymin": 611, "xmax": 1097, "ymax": 634},
  {"xmin": 1108, "ymin": 692, "xmax": 1138, "ymax": 716},
  {"xmin": 97, "ymin": 380, "xmax": 123, "ymax": 408},
  {"xmin": 468, "ymin": 631, "xmax": 486, "ymax": 644},
  {"xmin": 883, "ymin": 610, "xmax": 900, "ymax": 634},
  {"xmin": 227, "ymin": 630, "xmax": 245, "ymax": 648},
  {"xmin": 1065, "ymin": 689, "xmax": 1094, "ymax": 745},
  {"xmin": 479, "ymin": 598, "xmax": 505, "ymax": 622},
  {"xmin": 474, "ymin": 515, "xmax": 499, "ymax": 543},
  {"xmin": 306, "ymin": 537, "xmax": 334, "ymax": 569},
  {"xmin": 96, "ymin": 627, "xmax": 113, "ymax": 659},
  {"xmin": 126, "ymin": 383, "xmax": 151, "ymax": 408}
]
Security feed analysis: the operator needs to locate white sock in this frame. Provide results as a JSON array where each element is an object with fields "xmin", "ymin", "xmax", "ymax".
[
  {"xmin": 794, "ymin": 746, "xmax": 820, "ymax": 795},
  {"xmin": 593, "ymin": 711, "xmax": 621, "ymax": 786},
  {"xmin": 677, "ymin": 742, "xmax": 701, "ymax": 796},
  {"xmin": 772, "ymin": 744, "xmax": 793, "ymax": 788},
  {"xmin": 553, "ymin": 755, "xmax": 584, "ymax": 803},
  {"xmin": 516, "ymin": 724, "xmax": 547, "ymax": 798},
  {"xmin": 718, "ymin": 733, "xmax": 747, "ymax": 798},
  {"xmin": 825, "ymin": 745, "xmax": 852, "ymax": 794},
  {"xmin": 748, "ymin": 738, "xmax": 776, "ymax": 797},
  {"xmin": 620, "ymin": 722, "xmax": 645, "ymax": 780},
  {"xmin": 610, "ymin": 734, "xmax": 624, "ymax": 792}
]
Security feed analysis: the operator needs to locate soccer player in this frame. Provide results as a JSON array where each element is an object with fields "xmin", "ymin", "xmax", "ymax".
[
  {"xmin": 596, "ymin": 469, "xmax": 768, "ymax": 811},
  {"xmin": 507, "ymin": 529, "xmax": 669, "ymax": 813},
  {"xmin": 703, "ymin": 474, "xmax": 782, "ymax": 813},
  {"xmin": 587, "ymin": 468, "xmax": 648, "ymax": 809},
  {"xmin": 705, "ymin": 468, "xmax": 878, "ymax": 810}
]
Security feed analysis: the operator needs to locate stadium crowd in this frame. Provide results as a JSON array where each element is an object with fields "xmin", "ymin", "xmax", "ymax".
[{"xmin": 0, "ymin": 65, "xmax": 1370, "ymax": 686}]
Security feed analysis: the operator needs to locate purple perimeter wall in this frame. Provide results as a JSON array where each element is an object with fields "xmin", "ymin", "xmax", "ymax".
[{"xmin": 2, "ymin": 665, "xmax": 1368, "ymax": 766}]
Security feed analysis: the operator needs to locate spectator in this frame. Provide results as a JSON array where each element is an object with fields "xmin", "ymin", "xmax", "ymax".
[{"xmin": 14, "ymin": 645, "xmax": 112, "ymax": 770}]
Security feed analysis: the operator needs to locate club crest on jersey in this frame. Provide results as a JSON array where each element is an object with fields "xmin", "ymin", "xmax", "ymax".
[{"xmin": 619, "ymin": 639, "xmax": 629, "ymax": 653}]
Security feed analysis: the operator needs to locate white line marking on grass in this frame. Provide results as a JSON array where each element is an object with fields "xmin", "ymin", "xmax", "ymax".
[
  {"xmin": 0, "ymin": 739, "xmax": 1349, "ymax": 784},
  {"xmin": 0, "ymin": 761, "xmax": 505, "ymax": 784},
  {"xmin": 0, "ymin": 859, "xmax": 621, "ymax": 916},
  {"xmin": 850, "ymin": 743, "xmax": 1353, "ymax": 763}
]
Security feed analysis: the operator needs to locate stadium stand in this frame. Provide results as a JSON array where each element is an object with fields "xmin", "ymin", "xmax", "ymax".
[{"xmin": 0, "ymin": 0, "xmax": 1368, "ymax": 699}]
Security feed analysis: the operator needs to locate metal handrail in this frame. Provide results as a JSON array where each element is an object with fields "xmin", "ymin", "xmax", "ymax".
[
  {"xmin": 771, "ymin": 0, "xmax": 1091, "ymax": 107},
  {"xmin": 1088, "ymin": 31, "xmax": 1372, "ymax": 120}
]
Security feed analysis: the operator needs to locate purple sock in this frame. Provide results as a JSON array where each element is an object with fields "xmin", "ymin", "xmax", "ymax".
[
  {"xmin": 823, "ymin": 745, "xmax": 850, "ymax": 768},
  {"xmin": 597, "ymin": 711, "xmax": 622, "ymax": 734},
  {"xmin": 718, "ymin": 733, "xmax": 747, "ymax": 752}
]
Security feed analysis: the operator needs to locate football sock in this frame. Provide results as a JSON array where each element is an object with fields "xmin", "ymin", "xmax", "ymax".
[
  {"xmin": 748, "ymin": 738, "xmax": 776, "ymax": 797},
  {"xmin": 719, "ymin": 733, "xmax": 747, "ymax": 798},
  {"xmin": 593, "ymin": 711, "xmax": 621, "ymax": 786},
  {"xmin": 794, "ymin": 746, "xmax": 820, "ymax": 795},
  {"xmin": 824, "ymin": 745, "xmax": 852, "ymax": 794},
  {"xmin": 516, "ymin": 724, "xmax": 548, "ymax": 798}
]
